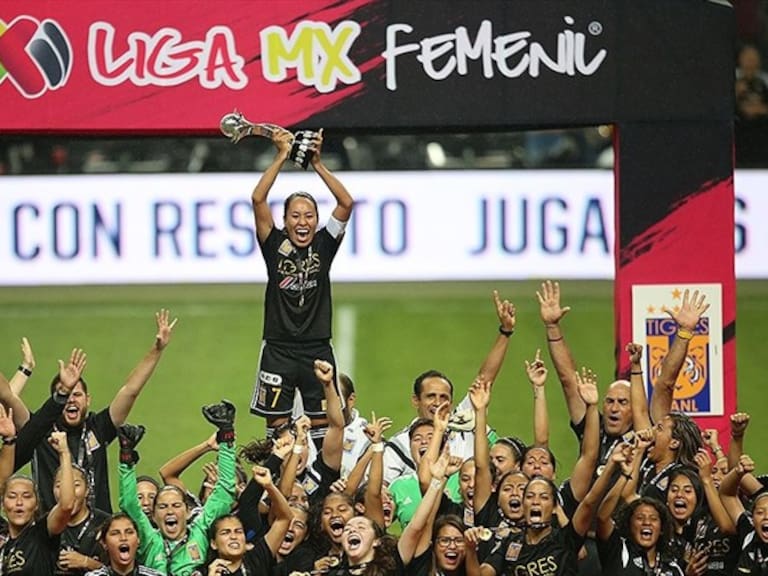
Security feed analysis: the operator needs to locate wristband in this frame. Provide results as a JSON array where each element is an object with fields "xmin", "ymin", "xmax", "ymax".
[
  {"xmin": 2, "ymin": 436, "xmax": 17, "ymax": 446},
  {"xmin": 630, "ymin": 371, "xmax": 643, "ymax": 376},
  {"xmin": 371, "ymin": 442, "xmax": 384, "ymax": 453},
  {"xmin": 430, "ymin": 477, "xmax": 443, "ymax": 490},
  {"xmin": 293, "ymin": 445, "xmax": 305, "ymax": 454},
  {"xmin": 621, "ymin": 472, "xmax": 632, "ymax": 480},
  {"xmin": 677, "ymin": 328, "xmax": 694, "ymax": 340},
  {"xmin": 17, "ymin": 365, "xmax": 32, "ymax": 377},
  {"xmin": 547, "ymin": 336, "xmax": 563, "ymax": 343},
  {"xmin": 498, "ymin": 325, "xmax": 514, "ymax": 337}
]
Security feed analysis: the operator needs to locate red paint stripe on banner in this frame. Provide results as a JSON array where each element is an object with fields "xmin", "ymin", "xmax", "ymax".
[{"xmin": 616, "ymin": 178, "xmax": 736, "ymax": 438}]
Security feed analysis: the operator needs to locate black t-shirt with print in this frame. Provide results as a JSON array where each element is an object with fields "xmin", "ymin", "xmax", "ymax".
[
  {"xmin": 1, "ymin": 518, "xmax": 60, "ymax": 575},
  {"xmin": 474, "ymin": 497, "xmax": 523, "ymax": 563},
  {"xmin": 734, "ymin": 512, "xmax": 768, "ymax": 575},
  {"xmin": 484, "ymin": 524, "xmax": 584, "ymax": 576},
  {"xmin": 669, "ymin": 509, "xmax": 739, "ymax": 576},
  {"xmin": 33, "ymin": 409, "xmax": 118, "ymax": 513},
  {"xmin": 597, "ymin": 528, "xmax": 684, "ymax": 576},
  {"xmin": 56, "ymin": 508, "xmax": 112, "ymax": 575},
  {"xmin": 260, "ymin": 226, "xmax": 341, "ymax": 342}
]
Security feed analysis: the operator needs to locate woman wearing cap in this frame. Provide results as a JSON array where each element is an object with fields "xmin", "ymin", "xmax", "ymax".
[{"xmin": 248, "ymin": 126, "xmax": 354, "ymax": 448}]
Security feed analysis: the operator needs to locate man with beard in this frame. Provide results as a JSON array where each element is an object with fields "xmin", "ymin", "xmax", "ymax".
[{"xmin": 32, "ymin": 309, "xmax": 177, "ymax": 513}]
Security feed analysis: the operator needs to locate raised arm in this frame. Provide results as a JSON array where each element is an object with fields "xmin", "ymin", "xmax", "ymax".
[
  {"xmin": 476, "ymin": 291, "xmax": 516, "ymax": 388},
  {"xmin": 418, "ymin": 402, "xmax": 449, "ymax": 494},
  {"xmin": 0, "ymin": 404, "xmax": 16, "ymax": 485},
  {"xmin": 596, "ymin": 442, "xmax": 636, "ymax": 541},
  {"xmin": 8, "ymin": 337, "xmax": 35, "ymax": 412},
  {"xmin": 278, "ymin": 417, "xmax": 308, "ymax": 499},
  {"xmin": 254, "ymin": 466, "xmax": 293, "ymax": 556},
  {"xmin": 693, "ymin": 449, "xmax": 735, "ymax": 534},
  {"xmin": 625, "ymin": 342, "xmax": 656, "ymax": 430},
  {"xmin": 310, "ymin": 130, "xmax": 354, "ymax": 223},
  {"xmin": 719, "ymin": 454, "xmax": 753, "ymax": 524},
  {"xmin": 158, "ymin": 433, "xmax": 218, "ymax": 491},
  {"xmin": 363, "ymin": 413, "xmax": 392, "ymax": 528},
  {"xmin": 47, "ymin": 431, "xmax": 75, "ymax": 535},
  {"xmin": 315, "ymin": 360, "xmax": 345, "ymax": 472},
  {"xmin": 0, "ymin": 370, "xmax": 28, "ymax": 432},
  {"xmin": 251, "ymin": 128, "xmax": 293, "ymax": 243},
  {"xmin": 109, "ymin": 310, "xmax": 177, "ymax": 427},
  {"xmin": 525, "ymin": 350, "xmax": 549, "ymax": 448},
  {"xmin": 572, "ymin": 444, "xmax": 627, "ymax": 537},
  {"xmin": 537, "ymin": 280, "xmax": 582, "ymax": 425},
  {"xmin": 398, "ymin": 447, "xmax": 451, "ymax": 565},
  {"xmin": 626, "ymin": 343, "xmax": 651, "ymax": 431},
  {"xmin": 470, "ymin": 376, "xmax": 493, "ymax": 514},
  {"xmin": 726, "ymin": 413, "xmax": 762, "ymax": 495},
  {"xmin": 569, "ymin": 369, "xmax": 601, "ymax": 501},
  {"xmin": 653, "ymin": 290, "xmax": 709, "ymax": 423}
]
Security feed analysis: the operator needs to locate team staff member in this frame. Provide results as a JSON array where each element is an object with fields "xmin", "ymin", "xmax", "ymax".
[{"xmin": 248, "ymin": 127, "xmax": 354, "ymax": 447}]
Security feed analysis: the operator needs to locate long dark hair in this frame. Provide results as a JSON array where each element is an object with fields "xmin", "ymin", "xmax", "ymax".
[{"xmin": 615, "ymin": 497, "xmax": 674, "ymax": 556}]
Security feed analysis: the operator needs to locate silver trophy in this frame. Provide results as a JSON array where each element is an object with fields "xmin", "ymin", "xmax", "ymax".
[{"xmin": 219, "ymin": 110, "xmax": 319, "ymax": 170}]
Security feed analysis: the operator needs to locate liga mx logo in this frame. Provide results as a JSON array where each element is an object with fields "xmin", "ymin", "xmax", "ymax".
[{"xmin": 0, "ymin": 16, "xmax": 72, "ymax": 98}]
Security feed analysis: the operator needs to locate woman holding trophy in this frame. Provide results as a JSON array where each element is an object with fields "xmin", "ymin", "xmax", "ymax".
[{"xmin": 234, "ymin": 116, "xmax": 354, "ymax": 447}]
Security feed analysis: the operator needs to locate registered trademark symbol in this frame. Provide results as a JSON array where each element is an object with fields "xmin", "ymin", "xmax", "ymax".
[{"xmin": 588, "ymin": 21, "xmax": 603, "ymax": 36}]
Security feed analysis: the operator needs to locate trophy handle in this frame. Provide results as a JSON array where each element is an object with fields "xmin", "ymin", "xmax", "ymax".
[{"xmin": 220, "ymin": 111, "xmax": 284, "ymax": 143}]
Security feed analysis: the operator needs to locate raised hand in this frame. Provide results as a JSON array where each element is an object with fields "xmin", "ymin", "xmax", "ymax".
[
  {"xmin": 313, "ymin": 359, "xmax": 334, "ymax": 386},
  {"xmin": 363, "ymin": 412, "xmax": 392, "ymax": 443},
  {"xmin": 610, "ymin": 441, "xmax": 634, "ymax": 476},
  {"xmin": 575, "ymin": 368, "xmax": 599, "ymax": 406},
  {"xmin": 445, "ymin": 455, "xmax": 464, "ymax": 477},
  {"xmin": 118, "ymin": 424, "xmax": 146, "ymax": 465},
  {"xmin": 730, "ymin": 412, "xmax": 750, "ymax": 439},
  {"xmin": 536, "ymin": 280, "xmax": 571, "ymax": 326},
  {"xmin": 252, "ymin": 465, "xmax": 273, "ymax": 488},
  {"xmin": 0, "ymin": 404, "xmax": 15, "ymax": 439},
  {"xmin": 58, "ymin": 348, "xmax": 87, "ymax": 393},
  {"xmin": 625, "ymin": 342, "xmax": 643, "ymax": 365},
  {"xmin": 154, "ymin": 309, "xmax": 178, "ymax": 350},
  {"xmin": 663, "ymin": 289, "xmax": 709, "ymax": 331},
  {"xmin": 272, "ymin": 128, "xmax": 294, "ymax": 158},
  {"xmin": 701, "ymin": 428, "xmax": 719, "ymax": 450},
  {"xmin": 493, "ymin": 290, "xmax": 516, "ymax": 333},
  {"xmin": 329, "ymin": 477, "xmax": 348, "ymax": 493},
  {"xmin": 737, "ymin": 454, "xmax": 755, "ymax": 475},
  {"xmin": 433, "ymin": 401, "xmax": 451, "ymax": 434},
  {"xmin": 525, "ymin": 350, "xmax": 547, "ymax": 388},
  {"xmin": 694, "ymin": 449, "xmax": 713, "ymax": 482},
  {"xmin": 635, "ymin": 428, "xmax": 654, "ymax": 452},
  {"xmin": 295, "ymin": 415, "xmax": 312, "ymax": 444},
  {"xmin": 20, "ymin": 337, "xmax": 35, "ymax": 371},
  {"xmin": 310, "ymin": 128, "xmax": 324, "ymax": 167},
  {"xmin": 469, "ymin": 374, "xmax": 492, "ymax": 412},
  {"xmin": 49, "ymin": 430, "xmax": 70, "ymax": 455},
  {"xmin": 272, "ymin": 433, "xmax": 294, "ymax": 459},
  {"xmin": 202, "ymin": 399, "xmax": 236, "ymax": 444},
  {"xmin": 429, "ymin": 445, "xmax": 451, "ymax": 480}
]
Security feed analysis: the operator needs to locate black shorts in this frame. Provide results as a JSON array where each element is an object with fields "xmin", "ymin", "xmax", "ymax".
[{"xmin": 250, "ymin": 340, "xmax": 337, "ymax": 418}]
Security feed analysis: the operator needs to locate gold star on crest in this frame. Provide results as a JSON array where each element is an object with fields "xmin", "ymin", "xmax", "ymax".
[{"xmin": 671, "ymin": 288, "xmax": 682, "ymax": 299}]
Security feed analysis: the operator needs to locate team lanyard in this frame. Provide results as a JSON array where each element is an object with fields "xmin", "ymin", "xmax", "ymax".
[{"xmin": 54, "ymin": 423, "xmax": 97, "ymax": 510}]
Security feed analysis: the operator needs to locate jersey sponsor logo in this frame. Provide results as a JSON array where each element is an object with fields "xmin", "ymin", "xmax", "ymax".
[
  {"xmin": 186, "ymin": 542, "xmax": 201, "ymax": 561},
  {"xmin": 86, "ymin": 429, "xmax": 101, "ymax": 451},
  {"xmin": 278, "ymin": 239, "xmax": 294, "ymax": 257}
]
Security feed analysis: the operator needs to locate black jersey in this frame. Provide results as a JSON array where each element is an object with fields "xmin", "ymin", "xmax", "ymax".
[
  {"xmin": 0, "ymin": 518, "xmax": 60, "ymax": 575},
  {"xmin": 669, "ymin": 510, "xmax": 739, "ymax": 576},
  {"xmin": 56, "ymin": 509, "xmax": 112, "ymax": 575},
  {"xmin": 734, "ymin": 512, "xmax": 768, "ymax": 575},
  {"xmin": 597, "ymin": 529, "xmax": 683, "ymax": 576},
  {"xmin": 32, "ymin": 409, "xmax": 118, "ymax": 513},
  {"xmin": 484, "ymin": 524, "xmax": 584, "ymax": 576},
  {"xmin": 260, "ymin": 226, "xmax": 341, "ymax": 342}
]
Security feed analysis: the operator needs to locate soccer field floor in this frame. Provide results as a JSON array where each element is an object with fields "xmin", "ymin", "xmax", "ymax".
[{"xmin": 1, "ymin": 280, "xmax": 766, "ymax": 507}]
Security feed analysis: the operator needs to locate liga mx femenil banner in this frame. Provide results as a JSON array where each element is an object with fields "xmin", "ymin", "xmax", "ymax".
[{"xmin": 0, "ymin": 1, "xmax": 731, "ymax": 132}]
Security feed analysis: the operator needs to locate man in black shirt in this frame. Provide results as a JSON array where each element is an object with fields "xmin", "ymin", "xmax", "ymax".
[{"xmin": 32, "ymin": 309, "xmax": 177, "ymax": 513}]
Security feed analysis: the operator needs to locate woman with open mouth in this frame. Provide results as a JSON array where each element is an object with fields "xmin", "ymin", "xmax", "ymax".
[
  {"xmin": 663, "ymin": 454, "xmax": 737, "ymax": 576},
  {"xmin": 465, "ymin": 441, "xmax": 626, "ymax": 576},
  {"xmin": 596, "ymin": 444, "xmax": 684, "ymax": 576},
  {"xmin": 249, "ymin": 125, "xmax": 355, "ymax": 449},
  {"xmin": 719, "ymin": 452, "xmax": 768, "ymax": 575},
  {"xmin": 87, "ymin": 513, "xmax": 161, "ymax": 576},
  {"xmin": 1, "ymin": 429, "xmax": 76, "ymax": 575}
]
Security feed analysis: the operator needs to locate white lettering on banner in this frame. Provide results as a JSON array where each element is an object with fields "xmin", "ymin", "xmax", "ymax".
[
  {"xmin": 383, "ymin": 16, "xmax": 607, "ymax": 91},
  {"xmin": 88, "ymin": 22, "xmax": 247, "ymax": 89},
  {"xmin": 260, "ymin": 20, "xmax": 361, "ymax": 93},
  {"xmin": 0, "ymin": 171, "xmax": 765, "ymax": 285}
]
